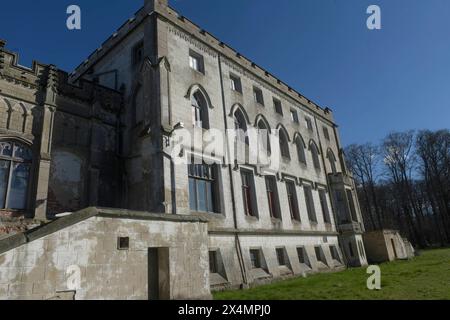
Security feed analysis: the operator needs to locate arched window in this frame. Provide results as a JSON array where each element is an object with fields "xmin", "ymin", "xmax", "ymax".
[
  {"xmin": 191, "ymin": 91, "xmax": 209, "ymax": 129},
  {"xmin": 234, "ymin": 109, "xmax": 248, "ymax": 144},
  {"xmin": 279, "ymin": 129, "xmax": 290, "ymax": 160},
  {"xmin": 327, "ymin": 149, "xmax": 337, "ymax": 174},
  {"xmin": 0, "ymin": 141, "xmax": 32, "ymax": 210},
  {"xmin": 257, "ymin": 119, "xmax": 271, "ymax": 156},
  {"xmin": 310, "ymin": 141, "xmax": 321, "ymax": 170},
  {"xmin": 295, "ymin": 135, "xmax": 307, "ymax": 165},
  {"xmin": 132, "ymin": 86, "xmax": 144, "ymax": 126}
]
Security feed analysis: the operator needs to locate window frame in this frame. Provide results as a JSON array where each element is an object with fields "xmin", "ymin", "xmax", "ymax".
[
  {"xmin": 189, "ymin": 50, "xmax": 205, "ymax": 74},
  {"xmin": 241, "ymin": 169, "xmax": 258, "ymax": 218},
  {"xmin": 318, "ymin": 189, "xmax": 331, "ymax": 224},
  {"xmin": 290, "ymin": 109, "xmax": 299, "ymax": 123},
  {"xmin": 253, "ymin": 87, "xmax": 265, "ymax": 106},
  {"xmin": 188, "ymin": 162, "xmax": 219, "ymax": 214},
  {"xmin": 304, "ymin": 185, "xmax": 317, "ymax": 223},
  {"xmin": 0, "ymin": 140, "xmax": 32, "ymax": 211},
  {"xmin": 286, "ymin": 180, "xmax": 300, "ymax": 221},
  {"xmin": 265, "ymin": 175, "xmax": 281, "ymax": 220}
]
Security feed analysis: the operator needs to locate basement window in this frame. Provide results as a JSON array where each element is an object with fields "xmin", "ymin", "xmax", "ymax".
[
  {"xmin": 330, "ymin": 245, "xmax": 342, "ymax": 264},
  {"xmin": 249, "ymin": 249, "xmax": 262, "ymax": 269},
  {"xmin": 315, "ymin": 246, "xmax": 328, "ymax": 266},
  {"xmin": 117, "ymin": 237, "xmax": 130, "ymax": 250},
  {"xmin": 296, "ymin": 247, "xmax": 311, "ymax": 268},
  {"xmin": 276, "ymin": 247, "xmax": 287, "ymax": 266}
]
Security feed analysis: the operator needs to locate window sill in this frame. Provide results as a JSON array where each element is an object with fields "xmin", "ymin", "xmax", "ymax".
[
  {"xmin": 245, "ymin": 215, "xmax": 259, "ymax": 222},
  {"xmin": 190, "ymin": 211, "xmax": 225, "ymax": 219},
  {"xmin": 278, "ymin": 265, "xmax": 293, "ymax": 276},
  {"xmin": 190, "ymin": 68, "xmax": 205, "ymax": 76},
  {"xmin": 271, "ymin": 217, "xmax": 282, "ymax": 224},
  {"xmin": 250, "ymin": 268, "xmax": 271, "ymax": 279}
]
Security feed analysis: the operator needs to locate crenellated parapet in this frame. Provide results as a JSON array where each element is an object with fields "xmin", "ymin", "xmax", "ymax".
[
  {"xmin": 0, "ymin": 40, "xmax": 122, "ymax": 114},
  {"xmin": 68, "ymin": 1, "xmax": 335, "ymax": 124}
]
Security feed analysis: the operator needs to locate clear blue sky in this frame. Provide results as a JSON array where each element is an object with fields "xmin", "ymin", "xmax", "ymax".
[{"xmin": 1, "ymin": 0, "xmax": 449, "ymax": 146}]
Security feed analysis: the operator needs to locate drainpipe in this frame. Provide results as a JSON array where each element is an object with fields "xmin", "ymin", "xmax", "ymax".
[{"xmin": 217, "ymin": 54, "xmax": 248, "ymax": 286}]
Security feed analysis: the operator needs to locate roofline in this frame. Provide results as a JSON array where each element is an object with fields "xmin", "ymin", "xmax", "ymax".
[{"xmin": 69, "ymin": 4, "xmax": 336, "ymax": 125}]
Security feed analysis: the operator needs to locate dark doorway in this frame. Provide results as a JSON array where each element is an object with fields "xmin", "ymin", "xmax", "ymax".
[{"xmin": 148, "ymin": 247, "xmax": 170, "ymax": 300}]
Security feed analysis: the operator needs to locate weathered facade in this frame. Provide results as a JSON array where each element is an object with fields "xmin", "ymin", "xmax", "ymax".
[{"xmin": 0, "ymin": 0, "xmax": 368, "ymax": 299}]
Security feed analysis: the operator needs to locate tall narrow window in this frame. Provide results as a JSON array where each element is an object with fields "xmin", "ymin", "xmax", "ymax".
[
  {"xmin": 276, "ymin": 248, "xmax": 287, "ymax": 266},
  {"xmin": 310, "ymin": 141, "xmax": 321, "ymax": 170},
  {"xmin": 241, "ymin": 170, "xmax": 257, "ymax": 217},
  {"xmin": 318, "ymin": 189, "xmax": 331, "ymax": 223},
  {"xmin": 132, "ymin": 41, "xmax": 144, "ymax": 67},
  {"xmin": 286, "ymin": 180, "xmax": 300, "ymax": 221},
  {"xmin": 209, "ymin": 251, "xmax": 218, "ymax": 274},
  {"xmin": 265, "ymin": 176, "xmax": 280, "ymax": 219},
  {"xmin": 188, "ymin": 163, "xmax": 218, "ymax": 213},
  {"xmin": 346, "ymin": 189, "xmax": 358, "ymax": 221},
  {"xmin": 191, "ymin": 91, "xmax": 209, "ymax": 129},
  {"xmin": 295, "ymin": 136, "xmax": 306, "ymax": 165},
  {"xmin": 327, "ymin": 150, "xmax": 337, "ymax": 174},
  {"xmin": 257, "ymin": 119, "xmax": 271, "ymax": 157},
  {"xmin": 279, "ymin": 130, "xmax": 290, "ymax": 160},
  {"xmin": 249, "ymin": 249, "xmax": 262, "ymax": 269},
  {"xmin": 323, "ymin": 126, "xmax": 330, "ymax": 141},
  {"xmin": 304, "ymin": 185, "xmax": 317, "ymax": 223},
  {"xmin": 0, "ymin": 141, "xmax": 32, "ymax": 210},
  {"xmin": 234, "ymin": 109, "xmax": 249, "ymax": 163},
  {"xmin": 305, "ymin": 117, "xmax": 313, "ymax": 132}
]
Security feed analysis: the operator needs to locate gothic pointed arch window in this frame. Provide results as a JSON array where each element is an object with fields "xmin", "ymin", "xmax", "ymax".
[
  {"xmin": 278, "ymin": 128, "xmax": 290, "ymax": 160},
  {"xmin": 295, "ymin": 135, "xmax": 307, "ymax": 165},
  {"xmin": 191, "ymin": 91, "xmax": 209, "ymax": 129},
  {"xmin": 0, "ymin": 141, "xmax": 32, "ymax": 210},
  {"xmin": 256, "ymin": 117, "xmax": 271, "ymax": 156},
  {"xmin": 310, "ymin": 141, "xmax": 321, "ymax": 171},
  {"xmin": 233, "ymin": 108, "xmax": 249, "ymax": 163},
  {"xmin": 327, "ymin": 149, "xmax": 337, "ymax": 174}
]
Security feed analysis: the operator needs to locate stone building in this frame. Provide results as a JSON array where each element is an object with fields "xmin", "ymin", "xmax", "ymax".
[{"xmin": 0, "ymin": 0, "xmax": 367, "ymax": 299}]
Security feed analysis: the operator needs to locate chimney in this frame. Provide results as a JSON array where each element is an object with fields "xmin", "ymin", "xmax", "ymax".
[
  {"xmin": 0, "ymin": 39, "xmax": 6, "ymax": 48},
  {"xmin": 144, "ymin": 0, "xmax": 168, "ymax": 13}
]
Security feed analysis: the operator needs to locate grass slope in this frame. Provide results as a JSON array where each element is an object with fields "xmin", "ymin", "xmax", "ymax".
[{"xmin": 214, "ymin": 248, "xmax": 450, "ymax": 300}]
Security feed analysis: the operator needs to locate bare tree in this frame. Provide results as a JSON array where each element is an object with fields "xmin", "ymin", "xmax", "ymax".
[{"xmin": 345, "ymin": 144, "xmax": 382, "ymax": 230}]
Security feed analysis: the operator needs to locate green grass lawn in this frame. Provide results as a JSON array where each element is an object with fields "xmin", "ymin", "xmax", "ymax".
[{"xmin": 214, "ymin": 248, "xmax": 450, "ymax": 300}]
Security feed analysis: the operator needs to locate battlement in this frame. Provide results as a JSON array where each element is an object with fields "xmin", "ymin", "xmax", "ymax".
[
  {"xmin": 69, "ymin": 0, "xmax": 335, "ymax": 123},
  {"xmin": 0, "ymin": 40, "xmax": 122, "ymax": 110}
]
